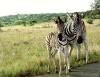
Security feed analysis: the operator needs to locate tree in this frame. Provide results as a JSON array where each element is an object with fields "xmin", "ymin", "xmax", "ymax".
[
  {"xmin": 90, "ymin": 0, "xmax": 100, "ymax": 19},
  {"xmin": 0, "ymin": 21, "xmax": 4, "ymax": 31},
  {"xmin": 0, "ymin": 22, "xmax": 4, "ymax": 27},
  {"xmin": 29, "ymin": 20, "xmax": 37, "ymax": 26},
  {"xmin": 91, "ymin": 0, "xmax": 100, "ymax": 10},
  {"xmin": 22, "ymin": 21, "xmax": 26, "ymax": 26}
]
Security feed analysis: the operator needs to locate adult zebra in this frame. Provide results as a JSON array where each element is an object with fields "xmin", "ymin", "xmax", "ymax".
[
  {"xmin": 45, "ymin": 13, "xmax": 88, "ymax": 76},
  {"xmin": 70, "ymin": 12, "xmax": 88, "ymax": 63}
]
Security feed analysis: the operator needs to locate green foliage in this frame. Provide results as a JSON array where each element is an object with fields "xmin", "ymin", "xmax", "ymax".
[
  {"xmin": 0, "ymin": 13, "xmax": 66, "ymax": 27},
  {"xmin": 92, "ymin": 0, "xmax": 100, "ymax": 10},
  {"xmin": 14, "ymin": 20, "xmax": 23, "ymax": 25},
  {"xmin": 29, "ymin": 20, "xmax": 37, "ymax": 26},
  {"xmin": 86, "ymin": 18, "xmax": 93, "ymax": 24},
  {"xmin": 0, "ymin": 10, "xmax": 99, "ymax": 27},
  {"xmin": 87, "ymin": 0, "xmax": 100, "ymax": 19},
  {"xmin": 0, "ymin": 11, "xmax": 99, "ymax": 27},
  {"xmin": 0, "ymin": 21, "xmax": 4, "ymax": 27},
  {"xmin": 22, "ymin": 21, "xmax": 27, "ymax": 26},
  {"xmin": 95, "ymin": 14, "xmax": 100, "ymax": 19}
]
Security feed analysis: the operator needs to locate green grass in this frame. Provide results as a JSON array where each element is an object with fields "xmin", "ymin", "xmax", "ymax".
[{"xmin": 0, "ymin": 19, "xmax": 100, "ymax": 77}]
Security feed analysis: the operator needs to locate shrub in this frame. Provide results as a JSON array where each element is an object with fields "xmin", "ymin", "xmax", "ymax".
[
  {"xmin": 86, "ymin": 19, "xmax": 93, "ymax": 24},
  {"xmin": 0, "ymin": 22, "xmax": 4, "ymax": 27},
  {"xmin": 95, "ymin": 15, "xmax": 100, "ymax": 19}
]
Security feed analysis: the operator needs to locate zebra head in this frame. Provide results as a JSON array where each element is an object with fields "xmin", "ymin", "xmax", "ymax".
[
  {"xmin": 66, "ymin": 12, "xmax": 82, "ymax": 28},
  {"xmin": 72, "ymin": 12, "xmax": 82, "ymax": 25},
  {"xmin": 66, "ymin": 12, "xmax": 83, "ymax": 44},
  {"xmin": 64, "ymin": 13, "xmax": 83, "ymax": 44},
  {"xmin": 54, "ymin": 16, "xmax": 65, "ymax": 33},
  {"xmin": 54, "ymin": 16, "xmax": 68, "ymax": 46}
]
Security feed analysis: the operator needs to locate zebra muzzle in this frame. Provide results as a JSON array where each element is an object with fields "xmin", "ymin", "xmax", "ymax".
[
  {"xmin": 77, "ymin": 36, "xmax": 83, "ymax": 44},
  {"xmin": 58, "ymin": 33, "xmax": 68, "ymax": 46}
]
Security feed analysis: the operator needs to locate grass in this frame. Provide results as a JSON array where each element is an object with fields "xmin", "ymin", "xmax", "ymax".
[{"xmin": 0, "ymin": 19, "xmax": 100, "ymax": 77}]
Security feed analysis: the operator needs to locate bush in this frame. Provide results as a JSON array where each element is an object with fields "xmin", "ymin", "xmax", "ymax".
[
  {"xmin": 86, "ymin": 19, "xmax": 93, "ymax": 24},
  {"xmin": 0, "ymin": 22, "xmax": 4, "ymax": 27},
  {"xmin": 95, "ymin": 15, "xmax": 100, "ymax": 19}
]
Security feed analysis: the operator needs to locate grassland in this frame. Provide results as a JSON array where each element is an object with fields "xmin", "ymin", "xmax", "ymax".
[{"xmin": 0, "ymin": 19, "xmax": 100, "ymax": 77}]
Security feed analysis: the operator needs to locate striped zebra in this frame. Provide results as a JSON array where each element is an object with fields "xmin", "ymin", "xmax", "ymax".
[
  {"xmin": 70, "ymin": 12, "xmax": 88, "ymax": 62},
  {"xmin": 45, "ymin": 13, "xmax": 88, "ymax": 76}
]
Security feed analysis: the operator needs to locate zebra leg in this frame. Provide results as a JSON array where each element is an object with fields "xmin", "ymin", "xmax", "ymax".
[
  {"xmin": 58, "ymin": 48, "xmax": 62, "ymax": 76},
  {"xmin": 52, "ymin": 50, "xmax": 58, "ymax": 73},
  {"xmin": 69, "ymin": 45, "xmax": 73, "ymax": 56},
  {"xmin": 48, "ymin": 49, "xmax": 58, "ymax": 73},
  {"xmin": 67, "ymin": 56, "xmax": 71, "ymax": 73},
  {"xmin": 67, "ymin": 46, "xmax": 71, "ymax": 73},
  {"xmin": 64, "ymin": 48, "xmax": 68, "ymax": 74},
  {"xmin": 83, "ymin": 40, "xmax": 88, "ymax": 63},
  {"xmin": 47, "ymin": 47, "xmax": 52, "ymax": 73},
  {"xmin": 64, "ymin": 46, "xmax": 71, "ymax": 74},
  {"xmin": 68, "ymin": 46, "xmax": 73, "ymax": 72},
  {"xmin": 76, "ymin": 44, "xmax": 81, "ymax": 61},
  {"xmin": 53, "ymin": 57, "xmax": 57, "ymax": 73}
]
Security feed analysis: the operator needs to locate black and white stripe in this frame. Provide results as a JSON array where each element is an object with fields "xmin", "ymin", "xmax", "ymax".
[
  {"xmin": 46, "ymin": 13, "xmax": 88, "ymax": 75},
  {"xmin": 58, "ymin": 21, "xmax": 77, "ymax": 46}
]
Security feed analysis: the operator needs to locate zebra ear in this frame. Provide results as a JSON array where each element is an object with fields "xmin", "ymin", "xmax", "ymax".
[
  {"xmin": 66, "ymin": 13, "xmax": 74, "ymax": 21},
  {"xmin": 54, "ymin": 16, "xmax": 64, "ymax": 24},
  {"xmin": 57, "ymin": 16, "xmax": 61, "ymax": 20},
  {"xmin": 57, "ymin": 16, "xmax": 64, "ymax": 24},
  {"xmin": 74, "ymin": 12, "xmax": 82, "ymax": 24},
  {"xmin": 54, "ymin": 20, "xmax": 58, "ymax": 24},
  {"xmin": 53, "ymin": 17, "xmax": 58, "ymax": 24},
  {"xmin": 64, "ymin": 17, "xmax": 67, "ymax": 22}
]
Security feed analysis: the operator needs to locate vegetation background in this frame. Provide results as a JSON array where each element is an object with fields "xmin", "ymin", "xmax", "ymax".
[{"xmin": 0, "ymin": 0, "xmax": 100, "ymax": 77}]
